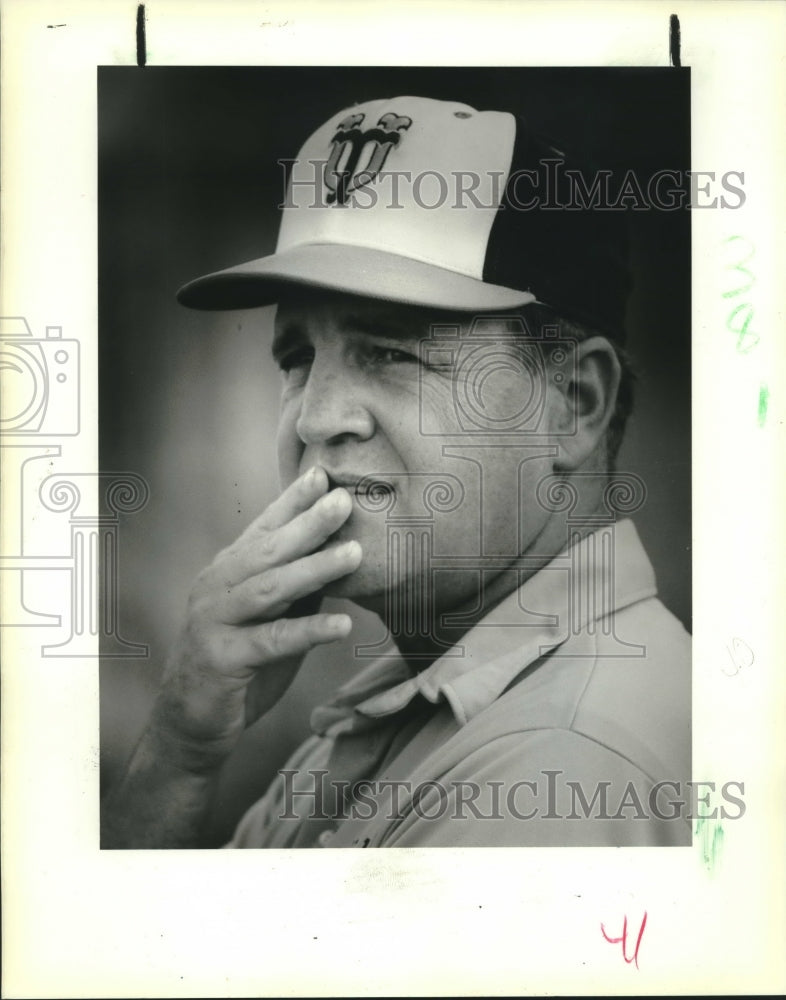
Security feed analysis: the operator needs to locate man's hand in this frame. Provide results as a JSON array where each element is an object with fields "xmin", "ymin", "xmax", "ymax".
[
  {"xmin": 102, "ymin": 465, "xmax": 361, "ymax": 847},
  {"xmin": 152, "ymin": 465, "xmax": 361, "ymax": 774}
]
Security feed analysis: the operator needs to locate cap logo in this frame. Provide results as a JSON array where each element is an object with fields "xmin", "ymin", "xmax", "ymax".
[{"xmin": 324, "ymin": 111, "xmax": 412, "ymax": 205}]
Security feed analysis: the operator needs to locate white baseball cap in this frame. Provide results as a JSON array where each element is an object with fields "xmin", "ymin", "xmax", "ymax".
[{"xmin": 177, "ymin": 95, "xmax": 631, "ymax": 339}]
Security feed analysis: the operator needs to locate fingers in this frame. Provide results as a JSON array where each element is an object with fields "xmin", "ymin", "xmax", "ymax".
[
  {"xmin": 221, "ymin": 540, "xmax": 362, "ymax": 624},
  {"xmin": 243, "ymin": 466, "xmax": 327, "ymax": 536},
  {"xmin": 263, "ymin": 488, "xmax": 353, "ymax": 565},
  {"xmin": 227, "ymin": 612, "xmax": 353, "ymax": 672},
  {"xmin": 224, "ymin": 485, "xmax": 354, "ymax": 585},
  {"xmin": 165, "ymin": 468, "xmax": 359, "ymax": 750}
]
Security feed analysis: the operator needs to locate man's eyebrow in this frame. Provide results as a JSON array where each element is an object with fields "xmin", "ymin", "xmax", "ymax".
[
  {"xmin": 271, "ymin": 309, "xmax": 440, "ymax": 358},
  {"xmin": 343, "ymin": 312, "xmax": 424, "ymax": 341}
]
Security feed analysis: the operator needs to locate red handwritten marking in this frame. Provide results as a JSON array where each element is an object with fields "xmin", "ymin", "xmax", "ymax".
[{"xmin": 600, "ymin": 911, "xmax": 647, "ymax": 969}]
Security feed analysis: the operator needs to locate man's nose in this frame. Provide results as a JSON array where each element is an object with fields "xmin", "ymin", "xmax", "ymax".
[{"xmin": 295, "ymin": 360, "xmax": 375, "ymax": 446}]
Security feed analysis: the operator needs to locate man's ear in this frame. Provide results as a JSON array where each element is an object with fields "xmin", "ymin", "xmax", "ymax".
[{"xmin": 551, "ymin": 336, "xmax": 621, "ymax": 471}]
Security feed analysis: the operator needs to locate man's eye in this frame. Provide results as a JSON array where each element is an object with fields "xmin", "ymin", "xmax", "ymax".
[
  {"xmin": 278, "ymin": 347, "xmax": 314, "ymax": 373},
  {"xmin": 372, "ymin": 345, "xmax": 418, "ymax": 364}
]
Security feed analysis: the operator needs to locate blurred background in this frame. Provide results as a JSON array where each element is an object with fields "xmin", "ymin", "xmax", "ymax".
[{"xmin": 99, "ymin": 67, "xmax": 691, "ymax": 845}]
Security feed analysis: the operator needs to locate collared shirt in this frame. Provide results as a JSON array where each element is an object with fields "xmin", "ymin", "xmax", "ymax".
[{"xmin": 228, "ymin": 519, "xmax": 691, "ymax": 848}]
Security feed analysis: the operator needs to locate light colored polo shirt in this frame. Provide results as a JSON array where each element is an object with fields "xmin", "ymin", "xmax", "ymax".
[{"xmin": 228, "ymin": 519, "xmax": 691, "ymax": 848}]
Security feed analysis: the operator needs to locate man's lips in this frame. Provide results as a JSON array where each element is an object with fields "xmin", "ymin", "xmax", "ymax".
[{"xmin": 324, "ymin": 472, "xmax": 395, "ymax": 497}]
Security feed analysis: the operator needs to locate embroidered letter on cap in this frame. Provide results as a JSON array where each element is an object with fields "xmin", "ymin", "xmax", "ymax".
[{"xmin": 325, "ymin": 111, "xmax": 413, "ymax": 205}]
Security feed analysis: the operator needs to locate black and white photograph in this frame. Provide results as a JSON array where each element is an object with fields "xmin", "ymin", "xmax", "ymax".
[
  {"xmin": 2, "ymin": 2, "xmax": 784, "ymax": 996},
  {"xmin": 99, "ymin": 66, "xmax": 692, "ymax": 849}
]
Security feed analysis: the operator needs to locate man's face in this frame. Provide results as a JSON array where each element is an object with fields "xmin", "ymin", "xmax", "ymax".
[{"xmin": 273, "ymin": 290, "xmax": 561, "ymax": 615}]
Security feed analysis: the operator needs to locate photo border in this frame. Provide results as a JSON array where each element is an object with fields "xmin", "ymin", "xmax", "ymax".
[{"xmin": 2, "ymin": 2, "xmax": 784, "ymax": 996}]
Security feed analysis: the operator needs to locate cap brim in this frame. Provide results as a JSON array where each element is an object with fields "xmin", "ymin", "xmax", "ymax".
[{"xmin": 176, "ymin": 244, "xmax": 536, "ymax": 312}]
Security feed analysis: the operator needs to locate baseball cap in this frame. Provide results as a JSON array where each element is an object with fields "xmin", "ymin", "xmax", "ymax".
[{"xmin": 177, "ymin": 95, "xmax": 631, "ymax": 340}]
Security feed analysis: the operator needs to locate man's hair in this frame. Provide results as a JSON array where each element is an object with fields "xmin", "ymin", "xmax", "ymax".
[{"xmin": 518, "ymin": 302, "xmax": 636, "ymax": 472}]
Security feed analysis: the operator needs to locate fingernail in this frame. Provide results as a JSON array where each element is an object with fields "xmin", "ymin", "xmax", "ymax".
[
  {"xmin": 322, "ymin": 488, "xmax": 347, "ymax": 509},
  {"xmin": 327, "ymin": 614, "xmax": 351, "ymax": 634},
  {"xmin": 336, "ymin": 541, "xmax": 361, "ymax": 560}
]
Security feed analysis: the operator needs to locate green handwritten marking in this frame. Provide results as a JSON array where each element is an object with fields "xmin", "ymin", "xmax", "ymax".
[
  {"xmin": 695, "ymin": 814, "xmax": 724, "ymax": 873},
  {"xmin": 727, "ymin": 303, "xmax": 760, "ymax": 354},
  {"xmin": 722, "ymin": 235, "xmax": 756, "ymax": 299},
  {"xmin": 757, "ymin": 383, "xmax": 769, "ymax": 428},
  {"xmin": 723, "ymin": 236, "xmax": 759, "ymax": 354}
]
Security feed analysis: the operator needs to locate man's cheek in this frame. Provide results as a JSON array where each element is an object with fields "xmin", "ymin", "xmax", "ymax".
[
  {"xmin": 276, "ymin": 422, "xmax": 302, "ymax": 487},
  {"xmin": 416, "ymin": 380, "xmax": 463, "ymax": 435}
]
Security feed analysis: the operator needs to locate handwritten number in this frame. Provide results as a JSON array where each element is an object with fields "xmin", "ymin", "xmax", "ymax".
[
  {"xmin": 726, "ymin": 303, "xmax": 759, "ymax": 354},
  {"xmin": 722, "ymin": 236, "xmax": 759, "ymax": 355},
  {"xmin": 721, "ymin": 235, "xmax": 755, "ymax": 298},
  {"xmin": 600, "ymin": 911, "xmax": 647, "ymax": 969}
]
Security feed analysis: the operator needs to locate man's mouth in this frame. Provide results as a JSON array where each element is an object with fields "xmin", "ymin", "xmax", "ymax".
[
  {"xmin": 325, "ymin": 471, "xmax": 393, "ymax": 496},
  {"xmin": 324, "ymin": 471, "xmax": 396, "ymax": 510}
]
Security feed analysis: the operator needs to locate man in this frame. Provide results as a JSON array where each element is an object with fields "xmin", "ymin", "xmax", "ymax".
[{"xmin": 102, "ymin": 95, "xmax": 690, "ymax": 848}]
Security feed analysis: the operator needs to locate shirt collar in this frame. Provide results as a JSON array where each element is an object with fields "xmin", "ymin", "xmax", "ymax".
[{"xmin": 311, "ymin": 519, "xmax": 657, "ymax": 735}]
